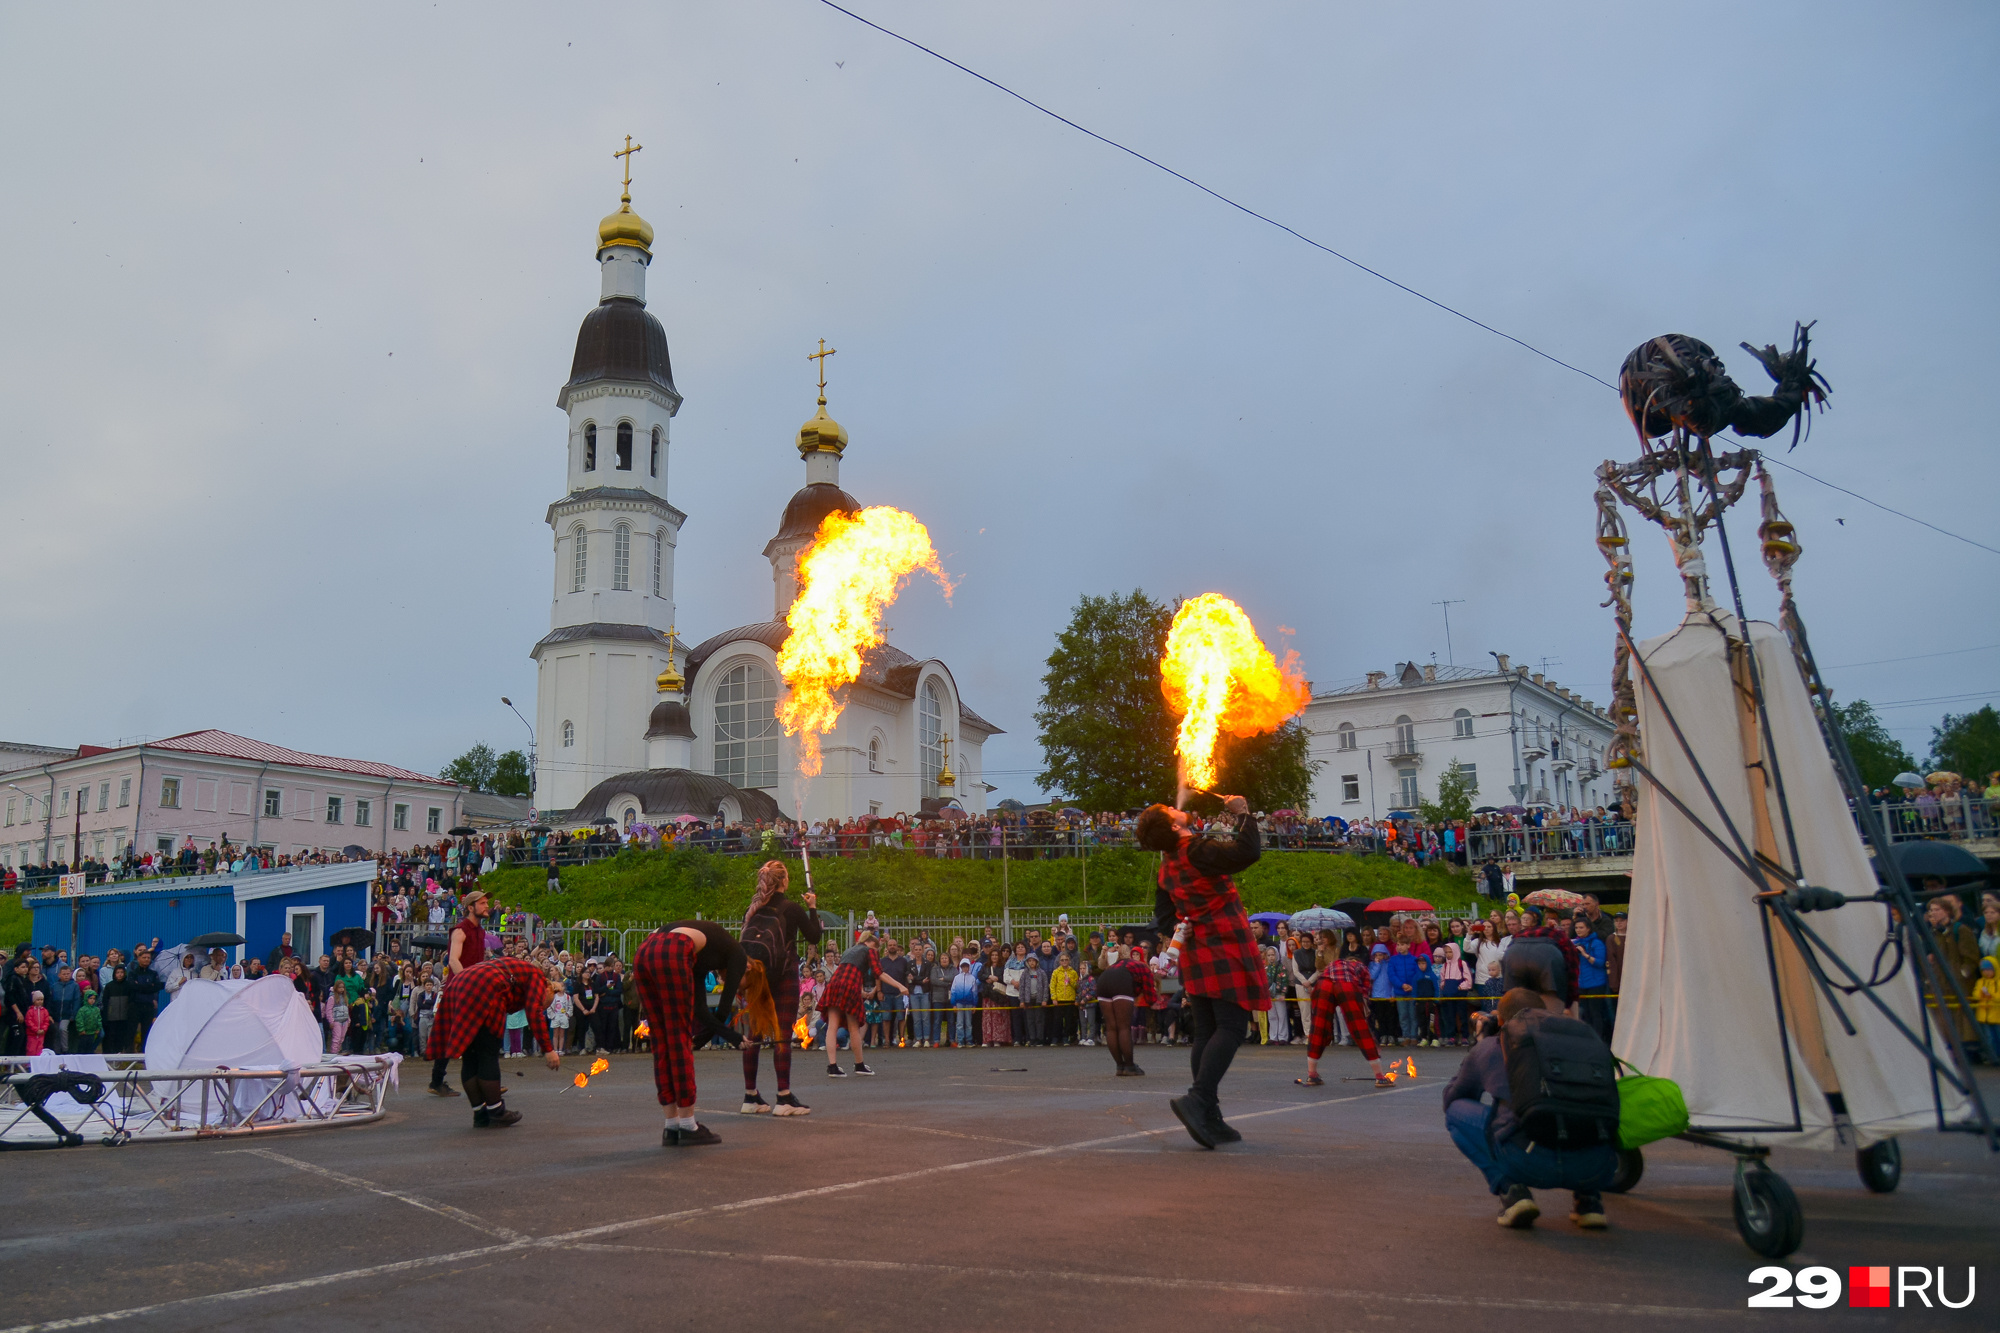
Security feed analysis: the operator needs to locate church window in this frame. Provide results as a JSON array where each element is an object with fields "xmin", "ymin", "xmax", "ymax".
[
  {"xmin": 650, "ymin": 426, "xmax": 661, "ymax": 477},
  {"xmin": 652, "ymin": 528, "xmax": 664, "ymax": 596},
  {"xmin": 920, "ymin": 679, "xmax": 945, "ymax": 797},
  {"xmin": 713, "ymin": 662, "xmax": 779, "ymax": 791},
  {"xmin": 1454, "ymin": 707, "xmax": 1474, "ymax": 738},
  {"xmin": 583, "ymin": 423, "xmax": 596, "ymax": 471},
  {"xmin": 571, "ymin": 525, "xmax": 587, "ymax": 592},
  {"xmin": 616, "ymin": 422, "xmax": 633, "ymax": 471},
  {"xmin": 868, "ymin": 737, "xmax": 880, "ymax": 773},
  {"xmin": 561, "ymin": 720, "xmax": 575, "ymax": 748},
  {"xmin": 613, "ymin": 523, "xmax": 631, "ymax": 590},
  {"xmin": 1336, "ymin": 721, "xmax": 1356, "ymax": 751}
]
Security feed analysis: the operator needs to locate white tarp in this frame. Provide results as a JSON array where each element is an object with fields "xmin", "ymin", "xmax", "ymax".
[
  {"xmin": 145, "ymin": 975, "xmax": 327, "ymax": 1122},
  {"xmin": 1614, "ymin": 613, "xmax": 1968, "ymax": 1149}
]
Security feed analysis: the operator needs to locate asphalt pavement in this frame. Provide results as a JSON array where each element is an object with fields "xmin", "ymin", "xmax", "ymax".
[{"xmin": 2, "ymin": 1042, "xmax": 1994, "ymax": 1331}]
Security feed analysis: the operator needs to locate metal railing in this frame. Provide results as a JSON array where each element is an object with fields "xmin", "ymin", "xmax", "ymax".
[
  {"xmin": 1, "ymin": 1054, "xmax": 398, "ymax": 1145},
  {"xmin": 1867, "ymin": 795, "xmax": 1997, "ymax": 844},
  {"xmin": 1466, "ymin": 822, "xmax": 1636, "ymax": 864}
]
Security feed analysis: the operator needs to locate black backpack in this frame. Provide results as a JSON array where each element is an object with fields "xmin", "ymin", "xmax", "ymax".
[
  {"xmin": 1502, "ymin": 1011, "xmax": 1620, "ymax": 1149},
  {"xmin": 741, "ymin": 911, "xmax": 786, "ymax": 972}
]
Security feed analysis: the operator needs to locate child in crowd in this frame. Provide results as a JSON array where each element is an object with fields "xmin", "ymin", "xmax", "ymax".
[
  {"xmin": 1435, "ymin": 944, "xmax": 1472, "ymax": 1046},
  {"xmin": 73, "ymin": 989, "xmax": 102, "ymax": 1055},
  {"xmin": 1388, "ymin": 942, "xmax": 1421, "ymax": 1045},
  {"xmin": 1051, "ymin": 952, "xmax": 1078, "ymax": 1045},
  {"xmin": 1020, "ymin": 955, "xmax": 1047, "ymax": 1045},
  {"xmin": 25, "ymin": 991, "xmax": 50, "ymax": 1056},
  {"xmin": 1368, "ymin": 944, "xmax": 1398, "ymax": 1048},
  {"xmin": 863, "ymin": 992, "xmax": 886, "ymax": 1050},
  {"xmin": 1975, "ymin": 958, "xmax": 2000, "ymax": 1064},
  {"xmin": 949, "ymin": 958, "xmax": 979, "ymax": 1047},
  {"xmin": 504, "ymin": 1004, "xmax": 528, "ymax": 1057},
  {"xmin": 1411, "ymin": 949, "xmax": 1438, "ymax": 1047},
  {"xmin": 1075, "ymin": 961, "xmax": 1097, "ymax": 1046}
]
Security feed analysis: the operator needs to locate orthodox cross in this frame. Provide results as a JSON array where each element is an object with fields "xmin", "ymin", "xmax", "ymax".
[
  {"xmin": 808, "ymin": 338, "xmax": 837, "ymax": 400},
  {"xmin": 614, "ymin": 135, "xmax": 643, "ymax": 198}
]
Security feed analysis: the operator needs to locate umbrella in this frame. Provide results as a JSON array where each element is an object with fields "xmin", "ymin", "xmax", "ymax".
[
  {"xmin": 410, "ymin": 933, "xmax": 451, "ymax": 951},
  {"xmin": 1498, "ymin": 805, "xmax": 1527, "ymax": 815},
  {"xmin": 1385, "ymin": 809, "xmax": 1417, "ymax": 820},
  {"xmin": 1885, "ymin": 841, "xmax": 1988, "ymax": 882},
  {"xmin": 1367, "ymin": 896, "xmax": 1435, "ymax": 912},
  {"xmin": 1472, "ymin": 806, "xmax": 1500, "ymax": 814},
  {"xmin": 448, "ymin": 825, "xmax": 478, "ymax": 837},
  {"xmin": 1332, "ymin": 897, "xmax": 1375, "ymax": 921},
  {"xmin": 328, "ymin": 927, "xmax": 375, "ymax": 951},
  {"xmin": 1271, "ymin": 809, "xmax": 1299, "ymax": 818},
  {"xmin": 1288, "ymin": 906, "xmax": 1355, "ymax": 932},
  {"xmin": 996, "ymin": 798, "xmax": 1026, "ymax": 812},
  {"xmin": 341, "ymin": 844, "xmax": 369, "ymax": 858},
  {"xmin": 591, "ymin": 817, "xmax": 618, "ymax": 827},
  {"xmin": 813, "ymin": 910, "xmax": 845, "ymax": 929},
  {"xmin": 1926, "ymin": 771, "xmax": 1961, "ymax": 785},
  {"xmin": 1248, "ymin": 911, "xmax": 1293, "ymax": 926},
  {"xmin": 186, "ymin": 931, "xmax": 244, "ymax": 949},
  {"xmin": 1892, "ymin": 772, "xmax": 1926, "ymax": 789},
  {"xmin": 1060, "ymin": 807, "xmax": 1088, "ymax": 817},
  {"xmin": 1523, "ymin": 888, "xmax": 1587, "ymax": 910}
]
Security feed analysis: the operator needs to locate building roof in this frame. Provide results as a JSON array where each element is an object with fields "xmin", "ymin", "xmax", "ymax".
[
  {"xmin": 140, "ymin": 731, "xmax": 449, "ymax": 785},
  {"xmin": 569, "ymin": 769, "xmax": 780, "ymax": 824},
  {"xmin": 531, "ymin": 622, "xmax": 672, "ymax": 656},
  {"xmin": 461, "ymin": 791, "xmax": 534, "ymax": 825},
  {"xmin": 763, "ymin": 482, "xmax": 860, "ymax": 556},
  {"xmin": 684, "ymin": 622, "xmax": 1002, "ymax": 735},
  {"xmin": 645, "ymin": 699, "xmax": 695, "ymax": 739},
  {"xmin": 545, "ymin": 486, "xmax": 685, "ymax": 528},
  {"xmin": 564, "ymin": 297, "xmax": 676, "ymax": 400}
]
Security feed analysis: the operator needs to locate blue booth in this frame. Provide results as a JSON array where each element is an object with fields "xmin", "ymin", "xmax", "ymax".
[{"xmin": 26, "ymin": 862, "xmax": 374, "ymax": 967}]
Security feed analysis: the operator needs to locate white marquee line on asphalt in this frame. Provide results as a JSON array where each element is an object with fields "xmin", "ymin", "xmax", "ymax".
[
  {"xmin": 222, "ymin": 1147, "xmax": 529, "ymax": 1241},
  {"xmin": 1, "ymin": 1085, "xmax": 1423, "ymax": 1333},
  {"xmin": 561, "ymin": 1243, "xmax": 1744, "ymax": 1320}
]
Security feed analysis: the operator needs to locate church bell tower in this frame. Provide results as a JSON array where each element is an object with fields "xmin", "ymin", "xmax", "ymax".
[
  {"xmin": 532, "ymin": 138, "xmax": 688, "ymax": 812},
  {"xmin": 764, "ymin": 340, "xmax": 861, "ymax": 617}
]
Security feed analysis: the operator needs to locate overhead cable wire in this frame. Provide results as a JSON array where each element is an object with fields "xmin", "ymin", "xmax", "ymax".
[
  {"xmin": 1758, "ymin": 455, "xmax": 2000, "ymax": 558},
  {"xmin": 816, "ymin": 0, "xmax": 1617, "ymax": 392}
]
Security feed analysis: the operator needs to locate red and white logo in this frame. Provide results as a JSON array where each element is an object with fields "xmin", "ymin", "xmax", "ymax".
[{"xmin": 1848, "ymin": 1267, "xmax": 1892, "ymax": 1309}]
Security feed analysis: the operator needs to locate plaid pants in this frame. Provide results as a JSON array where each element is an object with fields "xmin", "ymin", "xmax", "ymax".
[{"xmin": 634, "ymin": 930, "xmax": 698, "ymax": 1108}]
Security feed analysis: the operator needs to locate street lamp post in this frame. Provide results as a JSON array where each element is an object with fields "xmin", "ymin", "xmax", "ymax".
[{"xmin": 500, "ymin": 697, "xmax": 537, "ymax": 799}]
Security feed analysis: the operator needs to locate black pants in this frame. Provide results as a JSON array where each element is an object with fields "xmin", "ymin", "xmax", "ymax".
[
  {"xmin": 1184, "ymin": 995, "xmax": 1250, "ymax": 1113},
  {"xmin": 459, "ymin": 1029, "xmax": 503, "ymax": 1085}
]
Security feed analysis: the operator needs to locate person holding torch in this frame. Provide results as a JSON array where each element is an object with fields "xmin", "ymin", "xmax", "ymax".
[
  {"xmin": 426, "ymin": 956, "xmax": 558, "ymax": 1128},
  {"xmin": 1136, "ymin": 793, "xmax": 1269, "ymax": 1148}
]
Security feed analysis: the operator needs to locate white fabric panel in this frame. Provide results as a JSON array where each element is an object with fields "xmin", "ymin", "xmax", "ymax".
[
  {"xmin": 144, "ymin": 976, "xmax": 327, "ymax": 1122},
  {"xmin": 1614, "ymin": 613, "xmax": 1966, "ymax": 1149}
]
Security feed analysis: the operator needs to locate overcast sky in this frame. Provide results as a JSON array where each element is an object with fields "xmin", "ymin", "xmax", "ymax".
[{"xmin": 2, "ymin": 2, "xmax": 1994, "ymax": 797}]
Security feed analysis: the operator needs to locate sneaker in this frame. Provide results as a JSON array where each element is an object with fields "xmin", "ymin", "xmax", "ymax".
[
  {"xmin": 676, "ymin": 1122, "xmax": 722, "ymax": 1146},
  {"xmin": 1570, "ymin": 1194, "xmax": 1608, "ymax": 1229},
  {"xmin": 482, "ymin": 1107, "xmax": 522, "ymax": 1128},
  {"xmin": 1496, "ymin": 1184, "xmax": 1539, "ymax": 1229},
  {"xmin": 1373, "ymin": 1074, "xmax": 1396, "ymax": 1088},
  {"xmin": 1169, "ymin": 1096, "xmax": 1217, "ymax": 1150},
  {"xmin": 428, "ymin": 1083, "xmax": 460, "ymax": 1098},
  {"xmin": 773, "ymin": 1093, "xmax": 811, "ymax": 1116},
  {"xmin": 827, "ymin": 1064, "xmax": 848, "ymax": 1077},
  {"xmin": 740, "ymin": 1093, "xmax": 772, "ymax": 1115},
  {"xmin": 1126, "ymin": 1062, "xmax": 1145, "ymax": 1076},
  {"xmin": 853, "ymin": 1062, "xmax": 876, "ymax": 1076},
  {"xmin": 1206, "ymin": 1111, "xmax": 1242, "ymax": 1144}
]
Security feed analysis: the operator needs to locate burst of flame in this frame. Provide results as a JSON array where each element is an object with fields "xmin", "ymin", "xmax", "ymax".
[
  {"xmin": 589, "ymin": 1058, "xmax": 610, "ymax": 1076},
  {"xmin": 777, "ymin": 506, "xmax": 953, "ymax": 777},
  {"xmin": 634, "ymin": 1021, "xmax": 650, "ymax": 1041},
  {"xmin": 1159, "ymin": 593, "xmax": 1309, "ymax": 791},
  {"xmin": 572, "ymin": 1072, "xmax": 589, "ymax": 1088},
  {"xmin": 1405, "ymin": 1057, "xmax": 1417, "ymax": 1077},
  {"xmin": 1382, "ymin": 1068, "xmax": 1399, "ymax": 1084}
]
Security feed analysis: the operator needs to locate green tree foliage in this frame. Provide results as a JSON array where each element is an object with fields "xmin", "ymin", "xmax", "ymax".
[
  {"xmin": 1036, "ymin": 590, "xmax": 1178, "ymax": 810},
  {"xmin": 491, "ymin": 750, "xmax": 532, "ymax": 798},
  {"xmin": 1214, "ymin": 719, "xmax": 1322, "ymax": 813},
  {"xmin": 1419, "ymin": 758, "xmax": 1477, "ymax": 825},
  {"xmin": 1929, "ymin": 705, "xmax": 2000, "ymax": 785},
  {"xmin": 440, "ymin": 742, "xmax": 498, "ymax": 793},
  {"xmin": 1831, "ymin": 700, "xmax": 1918, "ymax": 790}
]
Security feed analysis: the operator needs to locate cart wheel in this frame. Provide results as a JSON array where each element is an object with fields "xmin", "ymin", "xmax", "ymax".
[
  {"xmin": 1608, "ymin": 1147, "xmax": 1645, "ymax": 1194},
  {"xmin": 1733, "ymin": 1167, "xmax": 1804, "ymax": 1258},
  {"xmin": 1857, "ymin": 1139, "xmax": 1901, "ymax": 1193}
]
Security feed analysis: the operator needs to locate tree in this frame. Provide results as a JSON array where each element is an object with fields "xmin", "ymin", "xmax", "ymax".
[
  {"xmin": 1831, "ymin": 700, "xmax": 1918, "ymax": 791},
  {"xmin": 440, "ymin": 742, "xmax": 498, "ymax": 793},
  {"xmin": 491, "ymin": 749, "xmax": 532, "ymax": 798},
  {"xmin": 1419, "ymin": 758, "xmax": 1477, "ymax": 825},
  {"xmin": 1930, "ymin": 705, "xmax": 2000, "ymax": 786},
  {"xmin": 1035, "ymin": 590, "xmax": 1179, "ymax": 811},
  {"xmin": 1214, "ymin": 719, "xmax": 1322, "ymax": 814}
]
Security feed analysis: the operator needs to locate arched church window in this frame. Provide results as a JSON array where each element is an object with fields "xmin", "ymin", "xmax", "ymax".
[
  {"xmin": 561, "ymin": 720, "xmax": 575, "ymax": 748},
  {"xmin": 583, "ymin": 423, "xmax": 596, "ymax": 471},
  {"xmin": 920, "ymin": 678, "xmax": 946, "ymax": 796},
  {"xmin": 1337, "ymin": 721, "xmax": 1356, "ymax": 751},
  {"xmin": 613, "ymin": 523, "xmax": 631, "ymax": 590},
  {"xmin": 650, "ymin": 426, "xmax": 661, "ymax": 477},
  {"xmin": 652, "ymin": 528, "xmax": 664, "ymax": 597},
  {"xmin": 713, "ymin": 662, "xmax": 779, "ymax": 791},
  {"xmin": 868, "ymin": 737, "xmax": 880, "ymax": 773},
  {"xmin": 571, "ymin": 525, "xmax": 588, "ymax": 592},
  {"xmin": 616, "ymin": 422, "xmax": 633, "ymax": 471}
]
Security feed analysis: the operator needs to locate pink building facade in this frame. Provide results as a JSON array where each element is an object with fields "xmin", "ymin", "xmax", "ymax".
[{"xmin": 2, "ymin": 731, "xmax": 463, "ymax": 870}]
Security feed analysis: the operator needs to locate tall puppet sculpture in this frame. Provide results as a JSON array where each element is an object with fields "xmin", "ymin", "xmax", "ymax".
[{"xmin": 1595, "ymin": 323, "xmax": 1993, "ymax": 1258}]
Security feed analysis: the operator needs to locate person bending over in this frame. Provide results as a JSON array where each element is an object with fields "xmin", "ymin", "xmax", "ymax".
[
  {"xmin": 635, "ymin": 921, "xmax": 748, "ymax": 1147},
  {"xmin": 426, "ymin": 956, "xmax": 558, "ymax": 1128},
  {"xmin": 1297, "ymin": 930, "xmax": 1392, "ymax": 1089}
]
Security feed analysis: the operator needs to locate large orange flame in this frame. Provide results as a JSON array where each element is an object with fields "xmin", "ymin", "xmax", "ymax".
[
  {"xmin": 1159, "ymin": 593, "xmax": 1309, "ymax": 791},
  {"xmin": 777, "ymin": 506, "xmax": 952, "ymax": 776}
]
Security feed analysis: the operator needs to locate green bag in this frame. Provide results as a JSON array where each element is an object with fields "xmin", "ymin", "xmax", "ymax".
[{"xmin": 1614, "ymin": 1058, "xmax": 1689, "ymax": 1149}]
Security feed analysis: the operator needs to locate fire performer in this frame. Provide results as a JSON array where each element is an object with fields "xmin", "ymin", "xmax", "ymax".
[
  {"xmin": 738, "ymin": 860, "xmax": 823, "ymax": 1116},
  {"xmin": 818, "ymin": 928, "xmax": 883, "ymax": 1077},
  {"xmin": 1137, "ymin": 794, "xmax": 1270, "ymax": 1147},
  {"xmin": 633, "ymin": 921, "xmax": 747, "ymax": 1146},
  {"xmin": 1094, "ymin": 937, "xmax": 1157, "ymax": 1077},
  {"xmin": 1298, "ymin": 929, "xmax": 1393, "ymax": 1089},
  {"xmin": 426, "ymin": 955, "xmax": 558, "ymax": 1128}
]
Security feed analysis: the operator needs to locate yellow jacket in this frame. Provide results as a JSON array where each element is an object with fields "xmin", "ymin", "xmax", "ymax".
[
  {"xmin": 1974, "ymin": 975, "xmax": 2000, "ymax": 1026},
  {"xmin": 1050, "ymin": 965, "xmax": 1078, "ymax": 1003}
]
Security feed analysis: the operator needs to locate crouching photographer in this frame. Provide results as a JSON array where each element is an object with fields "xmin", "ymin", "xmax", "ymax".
[{"xmin": 1442, "ymin": 987, "xmax": 1620, "ymax": 1231}]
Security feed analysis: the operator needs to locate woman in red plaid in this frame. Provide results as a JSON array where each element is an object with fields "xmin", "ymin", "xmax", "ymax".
[
  {"xmin": 1297, "ymin": 930, "xmax": 1392, "ymax": 1088},
  {"xmin": 1137, "ymin": 794, "xmax": 1269, "ymax": 1149},
  {"xmin": 634, "ymin": 922, "xmax": 746, "ymax": 1147},
  {"xmin": 426, "ymin": 956, "xmax": 558, "ymax": 1128},
  {"xmin": 817, "ymin": 930, "xmax": 881, "ymax": 1078}
]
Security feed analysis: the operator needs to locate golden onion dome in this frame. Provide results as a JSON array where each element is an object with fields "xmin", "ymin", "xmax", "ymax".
[
  {"xmin": 796, "ymin": 399, "xmax": 849, "ymax": 457},
  {"xmin": 656, "ymin": 627, "xmax": 685, "ymax": 692},
  {"xmin": 598, "ymin": 195, "xmax": 654, "ymax": 255}
]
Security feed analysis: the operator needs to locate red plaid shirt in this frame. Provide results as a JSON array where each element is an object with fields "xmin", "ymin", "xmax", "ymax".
[
  {"xmin": 1320, "ymin": 957, "xmax": 1370, "ymax": 1006},
  {"xmin": 426, "ymin": 957, "xmax": 552, "ymax": 1060},
  {"xmin": 1156, "ymin": 817, "xmax": 1270, "ymax": 1012}
]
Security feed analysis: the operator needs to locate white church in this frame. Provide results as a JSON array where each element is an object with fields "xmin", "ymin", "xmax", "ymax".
[{"xmin": 530, "ymin": 165, "xmax": 997, "ymax": 829}]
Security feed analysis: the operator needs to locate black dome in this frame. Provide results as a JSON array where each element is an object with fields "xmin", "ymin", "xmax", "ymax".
[
  {"xmin": 773, "ymin": 482, "xmax": 860, "ymax": 545},
  {"xmin": 566, "ymin": 297, "xmax": 676, "ymax": 398},
  {"xmin": 645, "ymin": 699, "xmax": 695, "ymax": 739},
  {"xmin": 570, "ymin": 770, "xmax": 780, "ymax": 825}
]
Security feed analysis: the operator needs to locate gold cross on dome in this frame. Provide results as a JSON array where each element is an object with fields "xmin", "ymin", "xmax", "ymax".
[
  {"xmin": 614, "ymin": 135, "xmax": 643, "ymax": 200},
  {"xmin": 808, "ymin": 338, "xmax": 837, "ymax": 400}
]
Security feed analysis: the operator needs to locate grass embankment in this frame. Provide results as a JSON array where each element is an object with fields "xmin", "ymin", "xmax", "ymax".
[
  {"xmin": 0, "ymin": 894, "xmax": 32, "ymax": 948},
  {"xmin": 478, "ymin": 845, "xmax": 1481, "ymax": 926}
]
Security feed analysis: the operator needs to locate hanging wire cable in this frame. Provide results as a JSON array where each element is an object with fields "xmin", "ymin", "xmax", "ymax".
[
  {"xmin": 817, "ymin": 0, "xmax": 1617, "ymax": 391},
  {"xmin": 1759, "ymin": 455, "xmax": 1999, "ymax": 557}
]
